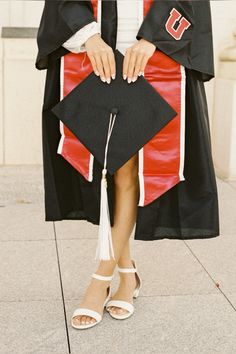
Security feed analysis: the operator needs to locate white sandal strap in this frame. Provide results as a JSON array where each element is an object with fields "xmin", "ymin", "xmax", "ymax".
[
  {"xmin": 118, "ymin": 260, "xmax": 137, "ymax": 273},
  {"xmin": 106, "ymin": 300, "xmax": 134, "ymax": 314},
  {"xmin": 72, "ymin": 308, "xmax": 102, "ymax": 322},
  {"xmin": 117, "ymin": 267, "xmax": 137, "ymax": 273},
  {"xmin": 92, "ymin": 273, "xmax": 113, "ymax": 281}
]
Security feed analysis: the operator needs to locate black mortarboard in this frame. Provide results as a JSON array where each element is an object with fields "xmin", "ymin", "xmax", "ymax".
[{"xmin": 51, "ymin": 49, "xmax": 177, "ymax": 260}]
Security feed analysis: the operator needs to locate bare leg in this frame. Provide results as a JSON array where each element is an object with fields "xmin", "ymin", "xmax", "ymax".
[
  {"xmin": 107, "ymin": 238, "xmax": 138, "ymax": 315},
  {"xmin": 72, "ymin": 154, "xmax": 139, "ymax": 326}
]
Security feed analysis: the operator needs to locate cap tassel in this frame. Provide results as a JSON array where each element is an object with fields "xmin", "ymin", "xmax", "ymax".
[{"xmin": 95, "ymin": 109, "xmax": 118, "ymax": 261}]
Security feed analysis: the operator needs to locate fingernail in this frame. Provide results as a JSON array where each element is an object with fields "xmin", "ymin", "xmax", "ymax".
[
  {"xmin": 101, "ymin": 77, "xmax": 106, "ymax": 82},
  {"xmin": 127, "ymin": 77, "xmax": 132, "ymax": 84},
  {"xmin": 111, "ymin": 74, "xmax": 116, "ymax": 80},
  {"xmin": 106, "ymin": 78, "xmax": 111, "ymax": 84},
  {"xmin": 141, "ymin": 71, "xmax": 145, "ymax": 76},
  {"xmin": 123, "ymin": 74, "xmax": 127, "ymax": 80},
  {"xmin": 95, "ymin": 71, "xmax": 99, "ymax": 76},
  {"xmin": 132, "ymin": 77, "xmax": 137, "ymax": 82},
  {"xmin": 138, "ymin": 72, "xmax": 142, "ymax": 77}
]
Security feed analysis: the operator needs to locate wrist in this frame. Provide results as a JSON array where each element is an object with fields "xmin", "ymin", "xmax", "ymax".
[
  {"xmin": 139, "ymin": 38, "xmax": 156, "ymax": 48},
  {"xmin": 85, "ymin": 32, "xmax": 101, "ymax": 45}
]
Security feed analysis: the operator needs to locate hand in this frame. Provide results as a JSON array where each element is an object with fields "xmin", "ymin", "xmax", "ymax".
[
  {"xmin": 85, "ymin": 33, "xmax": 116, "ymax": 84},
  {"xmin": 123, "ymin": 38, "xmax": 156, "ymax": 83}
]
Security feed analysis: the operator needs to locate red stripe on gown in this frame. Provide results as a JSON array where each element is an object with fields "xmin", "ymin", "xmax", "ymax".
[
  {"xmin": 58, "ymin": 0, "xmax": 98, "ymax": 181},
  {"xmin": 139, "ymin": 0, "xmax": 184, "ymax": 206}
]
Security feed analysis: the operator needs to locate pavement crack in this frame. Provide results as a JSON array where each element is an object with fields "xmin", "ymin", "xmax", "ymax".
[
  {"xmin": 53, "ymin": 222, "xmax": 71, "ymax": 354},
  {"xmin": 183, "ymin": 240, "xmax": 236, "ymax": 313}
]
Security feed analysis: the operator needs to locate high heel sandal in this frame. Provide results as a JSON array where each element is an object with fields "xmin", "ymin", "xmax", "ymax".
[
  {"xmin": 71, "ymin": 273, "xmax": 113, "ymax": 329},
  {"xmin": 106, "ymin": 259, "xmax": 142, "ymax": 320}
]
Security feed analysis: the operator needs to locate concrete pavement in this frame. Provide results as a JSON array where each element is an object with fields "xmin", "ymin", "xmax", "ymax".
[{"xmin": 0, "ymin": 165, "xmax": 236, "ymax": 354}]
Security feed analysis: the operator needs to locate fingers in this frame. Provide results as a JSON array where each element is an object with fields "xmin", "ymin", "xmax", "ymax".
[
  {"xmin": 123, "ymin": 40, "xmax": 156, "ymax": 83},
  {"xmin": 97, "ymin": 51, "xmax": 115, "ymax": 83},
  {"xmin": 140, "ymin": 55, "xmax": 149, "ymax": 77},
  {"xmin": 123, "ymin": 48, "xmax": 145, "ymax": 83},
  {"xmin": 93, "ymin": 50, "xmax": 115, "ymax": 84},
  {"xmin": 123, "ymin": 49, "xmax": 145, "ymax": 83},
  {"xmin": 126, "ymin": 50, "xmax": 137, "ymax": 83},
  {"xmin": 133, "ymin": 52, "xmax": 145, "ymax": 79},
  {"xmin": 107, "ymin": 48, "xmax": 116, "ymax": 80},
  {"xmin": 85, "ymin": 35, "xmax": 115, "ymax": 84},
  {"xmin": 91, "ymin": 51, "xmax": 113, "ymax": 83},
  {"xmin": 123, "ymin": 48, "xmax": 131, "ymax": 81},
  {"xmin": 101, "ymin": 52, "xmax": 111, "ymax": 83},
  {"xmin": 94, "ymin": 53, "xmax": 106, "ymax": 82},
  {"xmin": 86, "ymin": 36, "xmax": 155, "ymax": 84},
  {"xmin": 89, "ymin": 55, "xmax": 99, "ymax": 77}
]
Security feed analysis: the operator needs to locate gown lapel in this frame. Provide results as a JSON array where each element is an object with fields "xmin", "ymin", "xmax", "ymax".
[{"xmin": 101, "ymin": 0, "xmax": 118, "ymax": 50}]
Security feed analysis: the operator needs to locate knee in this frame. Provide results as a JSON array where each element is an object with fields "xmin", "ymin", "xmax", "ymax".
[{"xmin": 114, "ymin": 155, "xmax": 138, "ymax": 191}]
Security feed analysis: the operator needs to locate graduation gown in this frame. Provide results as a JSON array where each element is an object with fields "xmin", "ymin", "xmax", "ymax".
[{"xmin": 35, "ymin": 0, "xmax": 220, "ymax": 241}]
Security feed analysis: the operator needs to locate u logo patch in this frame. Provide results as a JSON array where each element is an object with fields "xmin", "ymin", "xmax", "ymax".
[{"xmin": 165, "ymin": 8, "xmax": 191, "ymax": 40}]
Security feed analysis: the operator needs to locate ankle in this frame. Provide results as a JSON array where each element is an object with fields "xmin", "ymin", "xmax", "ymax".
[
  {"xmin": 90, "ymin": 278, "xmax": 111, "ymax": 292},
  {"xmin": 119, "ymin": 272, "xmax": 136, "ymax": 285},
  {"xmin": 96, "ymin": 262, "xmax": 116, "ymax": 277},
  {"xmin": 117, "ymin": 259, "xmax": 134, "ymax": 268}
]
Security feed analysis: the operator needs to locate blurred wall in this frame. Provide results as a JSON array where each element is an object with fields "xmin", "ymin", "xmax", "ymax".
[
  {"xmin": 205, "ymin": 1, "xmax": 236, "ymax": 122},
  {"xmin": 0, "ymin": 1, "xmax": 43, "ymax": 28}
]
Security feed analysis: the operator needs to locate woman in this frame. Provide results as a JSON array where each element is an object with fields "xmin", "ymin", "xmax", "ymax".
[{"xmin": 35, "ymin": 0, "xmax": 219, "ymax": 329}]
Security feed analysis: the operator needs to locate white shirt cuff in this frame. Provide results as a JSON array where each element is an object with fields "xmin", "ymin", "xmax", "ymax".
[{"xmin": 62, "ymin": 21, "xmax": 100, "ymax": 53}]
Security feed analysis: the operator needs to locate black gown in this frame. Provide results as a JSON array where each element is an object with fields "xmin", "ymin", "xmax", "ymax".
[{"xmin": 35, "ymin": 0, "xmax": 220, "ymax": 241}]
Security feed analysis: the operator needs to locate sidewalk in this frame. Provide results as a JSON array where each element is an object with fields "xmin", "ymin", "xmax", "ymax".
[{"xmin": 0, "ymin": 165, "xmax": 236, "ymax": 354}]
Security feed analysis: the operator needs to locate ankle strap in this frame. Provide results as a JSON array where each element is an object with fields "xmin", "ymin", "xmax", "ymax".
[
  {"xmin": 92, "ymin": 273, "xmax": 113, "ymax": 281},
  {"xmin": 117, "ymin": 267, "xmax": 137, "ymax": 273}
]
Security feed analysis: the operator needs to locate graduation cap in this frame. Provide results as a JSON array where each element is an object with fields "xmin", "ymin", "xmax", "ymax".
[{"xmin": 51, "ymin": 49, "xmax": 177, "ymax": 261}]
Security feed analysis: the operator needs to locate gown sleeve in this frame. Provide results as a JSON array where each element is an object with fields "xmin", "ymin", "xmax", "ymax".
[
  {"xmin": 136, "ymin": 0, "xmax": 214, "ymax": 82},
  {"xmin": 35, "ymin": 0, "xmax": 95, "ymax": 70},
  {"xmin": 62, "ymin": 21, "xmax": 100, "ymax": 54}
]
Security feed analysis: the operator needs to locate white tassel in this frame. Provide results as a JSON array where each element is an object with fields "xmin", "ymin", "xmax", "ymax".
[
  {"xmin": 94, "ymin": 110, "xmax": 117, "ymax": 261},
  {"xmin": 95, "ymin": 168, "xmax": 115, "ymax": 260}
]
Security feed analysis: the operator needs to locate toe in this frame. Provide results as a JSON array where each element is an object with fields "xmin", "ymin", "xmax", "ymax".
[
  {"xmin": 117, "ymin": 307, "xmax": 123, "ymax": 314},
  {"xmin": 111, "ymin": 306, "xmax": 119, "ymax": 314},
  {"xmin": 120, "ymin": 308, "xmax": 128, "ymax": 314},
  {"xmin": 72, "ymin": 314, "xmax": 97, "ymax": 326},
  {"xmin": 72, "ymin": 315, "xmax": 81, "ymax": 325},
  {"xmin": 81, "ymin": 315, "xmax": 86, "ymax": 324},
  {"xmin": 84, "ymin": 316, "xmax": 89, "ymax": 324},
  {"xmin": 108, "ymin": 305, "xmax": 129, "ymax": 315},
  {"xmin": 111, "ymin": 307, "xmax": 117, "ymax": 314},
  {"xmin": 88, "ymin": 316, "xmax": 96, "ymax": 324},
  {"xmin": 115, "ymin": 307, "xmax": 128, "ymax": 315}
]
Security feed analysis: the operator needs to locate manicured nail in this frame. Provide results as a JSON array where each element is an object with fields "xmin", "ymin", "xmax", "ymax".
[
  {"xmin": 138, "ymin": 72, "xmax": 142, "ymax": 77},
  {"xmin": 132, "ymin": 77, "xmax": 137, "ymax": 82},
  {"xmin": 95, "ymin": 71, "xmax": 99, "ymax": 76},
  {"xmin": 127, "ymin": 77, "xmax": 132, "ymax": 84},
  {"xmin": 141, "ymin": 71, "xmax": 145, "ymax": 76},
  {"xmin": 106, "ymin": 78, "xmax": 111, "ymax": 84},
  {"xmin": 111, "ymin": 74, "xmax": 116, "ymax": 80},
  {"xmin": 101, "ymin": 77, "xmax": 106, "ymax": 82},
  {"xmin": 123, "ymin": 74, "xmax": 127, "ymax": 80}
]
